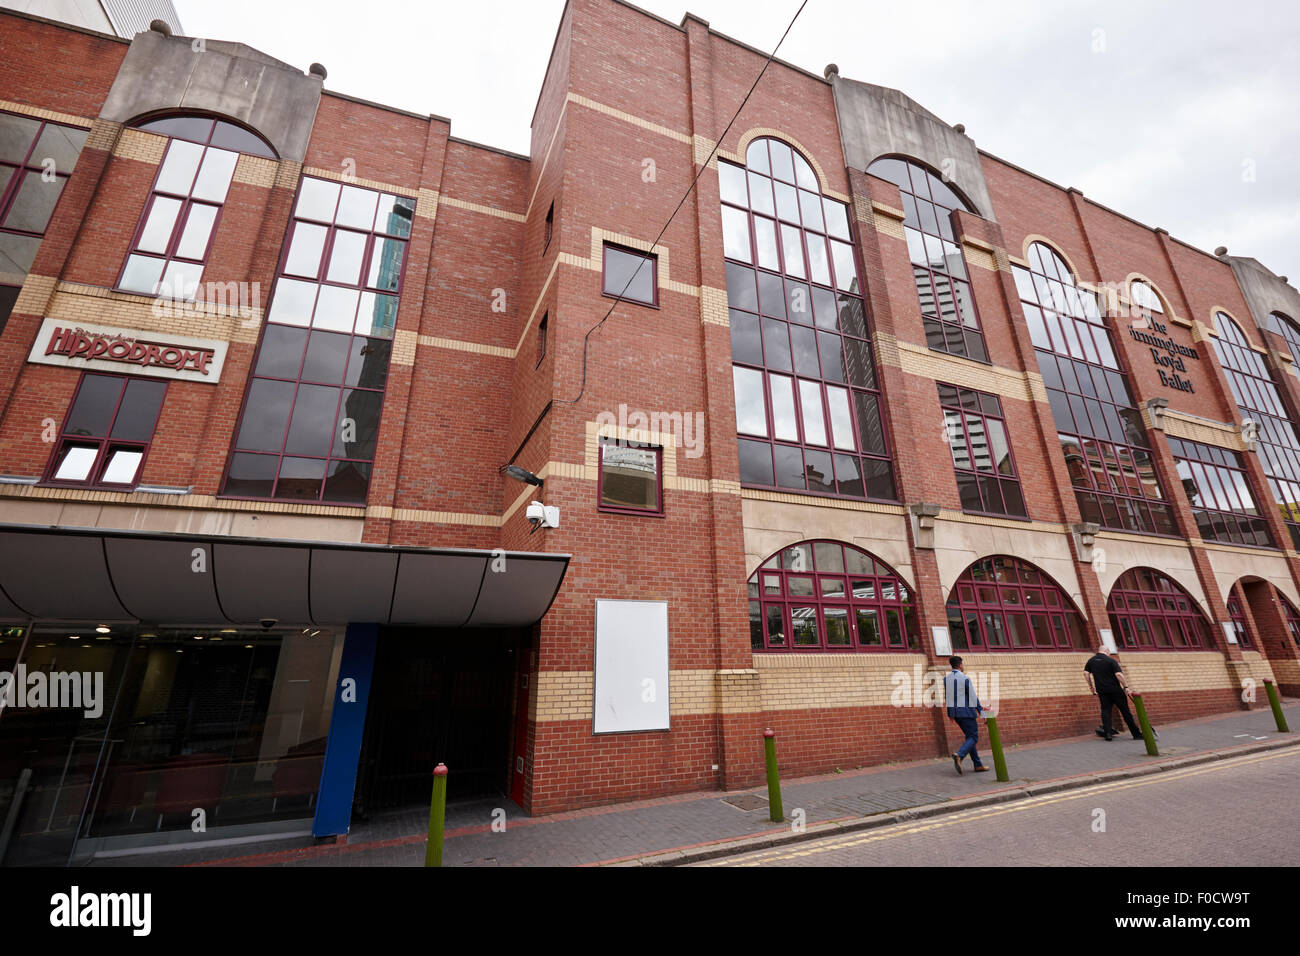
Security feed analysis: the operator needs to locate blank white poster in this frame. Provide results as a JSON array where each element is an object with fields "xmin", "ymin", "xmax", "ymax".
[{"xmin": 593, "ymin": 599, "xmax": 670, "ymax": 733}]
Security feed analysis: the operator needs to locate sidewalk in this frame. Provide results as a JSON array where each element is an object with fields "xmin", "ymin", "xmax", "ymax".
[{"xmin": 91, "ymin": 701, "xmax": 1299, "ymax": 868}]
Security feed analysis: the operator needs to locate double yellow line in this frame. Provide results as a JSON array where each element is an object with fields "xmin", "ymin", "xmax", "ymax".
[{"xmin": 702, "ymin": 745, "xmax": 1300, "ymax": 866}]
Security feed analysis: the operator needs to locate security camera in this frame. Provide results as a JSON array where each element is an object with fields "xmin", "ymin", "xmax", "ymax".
[
  {"xmin": 525, "ymin": 500, "xmax": 560, "ymax": 534},
  {"xmin": 259, "ymin": 618, "xmax": 278, "ymax": 629}
]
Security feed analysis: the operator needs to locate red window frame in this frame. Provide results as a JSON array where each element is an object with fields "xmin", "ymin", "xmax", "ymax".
[
  {"xmin": 115, "ymin": 116, "xmax": 258, "ymax": 299},
  {"xmin": 938, "ymin": 383, "xmax": 1028, "ymax": 518},
  {"xmin": 1106, "ymin": 567, "xmax": 1212, "ymax": 651},
  {"xmin": 0, "ymin": 111, "xmax": 89, "ymax": 326},
  {"xmin": 1169, "ymin": 436, "xmax": 1274, "ymax": 548},
  {"xmin": 601, "ymin": 242, "xmax": 658, "ymax": 307},
  {"xmin": 42, "ymin": 371, "xmax": 167, "ymax": 490},
  {"xmin": 219, "ymin": 176, "xmax": 412, "ymax": 505},
  {"xmin": 748, "ymin": 539, "xmax": 918, "ymax": 653},
  {"xmin": 945, "ymin": 555, "xmax": 1088, "ymax": 651},
  {"xmin": 1226, "ymin": 585, "xmax": 1255, "ymax": 650},
  {"xmin": 723, "ymin": 137, "xmax": 896, "ymax": 503},
  {"xmin": 1016, "ymin": 242, "xmax": 1175, "ymax": 537},
  {"xmin": 1279, "ymin": 590, "xmax": 1300, "ymax": 651},
  {"xmin": 865, "ymin": 156, "xmax": 986, "ymax": 362},
  {"xmin": 1211, "ymin": 311, "xmax": 1300, "ymax": 549},
  {"xmin": 597, "ymin": 438, "xmax": 663, "ymax": 516}
]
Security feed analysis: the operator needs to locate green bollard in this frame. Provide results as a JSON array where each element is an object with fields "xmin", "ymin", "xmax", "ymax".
[
  {"xmin": 983, "ymin": 714, "xmax": 1010, "ymax": 782},
  {"xmin": 1264, "ymin": 679, "xmax": 1290, "ymax": 733},
  {"xmin": 1131, "ymin": 694, "xmax": 1159, "ymax": 756},
  {"xmin": 763, "ymin": 729, "xmax": 784, "ymax": 822},
  {"xmin": 424, "ymin": 762, "xmax": 449, "ymax": 867}
]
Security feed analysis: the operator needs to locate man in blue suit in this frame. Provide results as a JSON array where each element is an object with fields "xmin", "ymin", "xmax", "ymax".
[{"xmin": 944, "ymin": 656, "xmax": 990, "ymax": 774}]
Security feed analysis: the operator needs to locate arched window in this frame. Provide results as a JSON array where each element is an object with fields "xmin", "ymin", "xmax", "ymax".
[
  {"xmin": 1211, "ymin": 311, "xmax": 1300, "ymax": 546},
  {"xmin": 722, "ymin": 137, "xmax": 894, "ymax": 500},
  {"xmin": 1265, "ymin": 311, "xmax": 1300, "ymax": 360},
  {"xmin": 116, "ymin": 114, "xmax": 275, "ymax": 300},
  {"xmin": 1226, "ymin": 584, "xmax": 1255, "ymax": 650},
  {"xmin": 1107, "ymin": 568, "xmax": 1212, "ymax": 650},
  {"xmin": 747, "ymin": 540, "xmax": 917, "ymax": 652},
  {"xmin": 1278, "ymin": 590, "xmax": 1300, "ymax": 650},
  {"xmin": 945, "ymin": 555, "xmax": 1087, "ymax": 651},
  {"xmin": 866, "ymin": 156, "xmax": 985, "ymax": 362},
  {"xmin": 1129, "ymin": 280, "xmax": 1165, "ymax": 321},
  {"xmin": 1014, "ymin": 242, "xmax": 1174, "ymax": 535}
]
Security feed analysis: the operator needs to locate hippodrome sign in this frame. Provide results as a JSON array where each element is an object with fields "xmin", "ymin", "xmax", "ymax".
[{"xmin": 27, "ymin": 318, "xmax": 228, "ymax": 383}]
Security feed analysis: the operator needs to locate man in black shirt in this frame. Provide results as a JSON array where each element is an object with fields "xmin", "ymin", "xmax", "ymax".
[{"xmin": 1084, "ymin": 648, "xmax": 1142, "ymax": 741}]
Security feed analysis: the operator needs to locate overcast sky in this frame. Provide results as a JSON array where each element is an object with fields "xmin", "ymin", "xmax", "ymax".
[{"xmin": 176, "ymin": 0, "xmax": 1300, "ymax": 283}]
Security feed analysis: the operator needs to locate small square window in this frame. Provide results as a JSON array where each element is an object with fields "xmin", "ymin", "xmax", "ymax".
[
  {"xmin": 602, "ymin": 243, "xmax": 657, "ymax": 307},
  {"xmin": 598, "ymin": 439, "xmax": 662, "ymax": 515}
]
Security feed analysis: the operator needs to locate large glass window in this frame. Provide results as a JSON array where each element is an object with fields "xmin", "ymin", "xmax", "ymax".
[
  {"xmin": 939, "ymin": 383, "xmax": 1027, "ymax": 517},
  {"xmin": 748, "ymin": 540, "xmax": 918, "ymax": 652},
  {"xmin": 866, "ymin": 156, "xmax": 985, "ymax": 362},
  {"xmin": 1015, "ymin": 242, "xmax": 1175, "ymax": 535},
  {"xmin": 946, "ymin": 555, "xmax": 1088, "ymax": 651},
  {"xmin": 222, "ymin": 176, "xmax": 413, "ymax": 504},
  {"xmin": 116, "ymin": 116, "xmax": 270, "ymax": 300},
  {"xmin": 1169, "ymin": 436, "xmax": 1274, "ymax": 548},
  {"xmin": 1210, "ymin": 311, "xmax": 1300, "ymax": 547},
  {"xmin": 1107, "ymin": 567, "xmax": 1212, "ymax": 651},
  {"xmin": 0, "ymin": 111, "xmax": 88, "ymax": 331},
  {"xmin": 723, "ymin": 137, "xmax": 894, "ymax": 500},
  {"xmin": 1265, "ymin": 310, "xmax": 1300, "ymax": 360},
  {"xmin": 43, "ymin": 372, "xmax": 166, "ymax": 489},
  {"xmin": 598, "ymin": 438, "xmax": 662, "ymax": 515}
]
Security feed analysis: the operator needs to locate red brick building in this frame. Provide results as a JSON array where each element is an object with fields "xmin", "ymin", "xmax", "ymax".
[{"xmin": 1, "ymin": 0, "xmax": 1298, "ymax": 863}]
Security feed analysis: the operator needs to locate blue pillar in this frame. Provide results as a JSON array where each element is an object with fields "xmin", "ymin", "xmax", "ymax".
[{"xmin": 312, "ymin": 623, "xmax": 378, "ymax": 837}]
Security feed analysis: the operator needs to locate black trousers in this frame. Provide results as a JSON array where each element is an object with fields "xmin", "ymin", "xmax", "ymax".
[{"xmin": 1099, "ymin": 689, "xmax": 1141, "ymax": 738}]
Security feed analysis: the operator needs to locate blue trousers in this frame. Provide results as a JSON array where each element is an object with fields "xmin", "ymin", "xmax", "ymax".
[{"xmin": 952, "ymin": 716, "xmax": 984, "ymax": 767}]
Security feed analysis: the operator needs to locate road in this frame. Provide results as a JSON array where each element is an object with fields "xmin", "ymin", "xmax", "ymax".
[{"xmin": 700, "ymin": 745, "xmax": 1300, "ymax": 866}]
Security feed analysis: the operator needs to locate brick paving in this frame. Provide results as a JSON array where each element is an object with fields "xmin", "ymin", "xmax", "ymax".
[{"xmin": 86, "ymin": 701, "xmax": 1298, "ymax": 868}]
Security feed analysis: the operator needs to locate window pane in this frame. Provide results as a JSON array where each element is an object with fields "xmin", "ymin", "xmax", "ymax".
[
  {"xmin": 799, "ymin": 379, "xmax": 827, "ymax": 446},
  {"xmin": 109, "ymin": 380, "xmax": 166, "ymax": 441},
  {"xmin": 174, "ymin": 202, "xmax": 218, "ymax": 260},
  {"xmin": 345, "ymin": 336, "xmax": 392, "ymax": 390},
  {"xmin": 721, "ymin": 205, "xmax": 751, "ymax": 262},
  {"xmin": 603, "ymin": 246, "xmax": 655, "ymax": 303},
  {"xmin": 155, "ymin": 140, "xmax": 204, "ymax": 194},
  {"xmin": 374, "ymin": 194, "xmax": 414, "ymax": 237},
  {"xmin": 285, "ymin": 222, "xmax": 328, "ymax": 277},
  {"xmin": 191, "ymin": 148, "xmax": 237, "ymax": 202},
  {"xmin": 366, "ymin": 239, "xmax": 404, "ymax": 292},
  {"xmin": 118, "ymin": 254, "xmax": 165, "ymax": 295},
  {"xmin": 224, "ymin": 452, "xmax": 278, "ymax": 497},
  {"xmin": 322, "ymin": 459, "xmax": 371, "ymax": 504},
  {"xmin": 719, "ymin": 162, "xmax": 748, "ymax": 206},
  {"xmin": 235, "ymin": 378, "xmax": 295, "ymax": 452},
  {"xmin": 53, "ymin": 443, "xmax": 98, "ymax": 481},
  {"xmin": 0, "ymin": 114, "xmax": 41, "ymax": 163},
  {"xmin": 209, "ymin": 121, "xmax": 274, "ymax": 158},
  {"xmin": 355, "ymin": 292, "xmax": 398, "ymax": 337},
  {"xmin": 738, "ymin": 438, "xmax": 774, "ymax": 486},
  {"xmin": 137, "ymin": 196, "xmax": 182, "ymax": 254},
  {"xmin": 729, "ymin": 309, "xmax": 762, "ymax": 364},
  {"xmin": 302, "ymin": 330, "xmax": 352, "ymax": 384},
  {"xmin": 780, "ymin": 224, "xmax": 806, "ymax": 278},
  {"xmin": 770, "ymin": 374, "xmax": 798, "ymax": 441},
  {"xmin": 753, "ymin": 216, "xmax": 779, "ymax": 271},
  {"xmin": 334, "ymin": 388, "xmax": 383, "ymax": 459},
  {"xmin": 733, "ymin": 367, "xmax": 767, "ymax": 437},
  {"xmin": 312, "ymin": 285, "xmax": 360, "ymax": 332},
  {"xmin": 284, "ymin": 384, "xmax": 342, "ymax": 457},
  {"xmin": 826, "ymin": 385, "xmax": 855, "ymax": 451},
  {"xmin": 326, "ymin": 229, "xmax": 367, "ymax": 285},
  {"xmin": 65, "ymin": 374, "xmax": 125, "ymax": 437},
  {"xmin": 295, "ymin": 178, "xmax": 340, "ymax": 221},
  {"xmin": 255, "ymin": 324, "xmax": 309, "ymax": 379},
  {"xmin": 830, "ymin": 241, "xmax": 856, "ymax": 292},
  {"xmin": 600, "ymin": 444, "xmax": 659, "ymax": 510},
  {"xmin": 159, "ymin": 259, "xmax": 203, "ymax": 300},
  {"xmin": 0, "ymin": 232, "xmax": 39, "ymax": 285},
  {"xmin": 336, "ymin": 185, "xmax": 379, "ymax": 229},
  {"xmin": 268, "ymin": 278, "xmax": 319, "ymax": 326},
  {"xmin": 276, "ymin": 456, "xmax": 327, "ymax": 500},
  {"xmin": 100, "ymin": 447, "xmax": 143, "ymax": 484},
  {"xmin": 4, "ymin": 171, "xmax": 65, "ymax": 232},
  {"xmin": 824, "ymin": 607, "xmax": 851, "ymax": 645}
]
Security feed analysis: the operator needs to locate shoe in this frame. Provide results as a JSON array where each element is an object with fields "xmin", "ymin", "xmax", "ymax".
[
  {"xmin": 1094, "ymin": 728, "xmax": 1106, "ymax": 738},
  {"xmin": 952, "ymin": 754, "xmax": 963, "ymax": 775},
  {"xmin": 1131, "ymin": 734, "xmax": 1144, "ymax": 740},
  {"xmin": 973, "ymin": 766, "xmax": 991, "ymax": 772},
  {"xmin": 1103, "ymin": 734, "xmax": 1114, "ymax": 741}
]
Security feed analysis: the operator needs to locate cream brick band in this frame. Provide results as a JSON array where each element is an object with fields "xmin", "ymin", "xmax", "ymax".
[
  {"xmin": 872, "ymin": 211, "xmax": 905, "ymax": 240},
  {"xmin": 84, "ymin": 118, "xmax": 122, "ymax": 152},
  {"xmin": 415, "ymin": 334, "xmax": 514, "ymax": 358},
  {"xmin": 875, "ymin": 331, "xmax": 1048, "ymax": 404},
  {"xmin": 112, "ymin": 128, "xmax": 166, "ymax": 164},
  {"xmin": 12, "ymin": 273, "xmax": 57, "ymax": 317},
  {"xmin": 756, "ymin": 651, "xmax": 926, "ymax": 710},
  {"xmin": 568, "ymin": 226, "xmax": 699, "ymax": 298},
  {"xmin": 1161, "ymin": 409, "xmax": 1246, "ymax": 451},
  {"xmin": 700, "ymin": 285, "xmax": 729, "ymax": 326},
  {"xmin": 48, "ymin": 281, "xmax": 264, "ymax": 345},
  {"xmin": 962, "ymin": 242, "xmax": 998, "ymax": 272},
  {"xmin": 232, "ymin": 154, "xmax": 277, "ymax": 188},
  {"xmin": 391, "ymin": 329, "xmax": 417, "ymax": 365},
  {"xmin": 0, "ymin": 99, "xmax": 94, "ymax": 129},
  {"xmin": 740, "ymin": 488, "xmax": 905, "ymax": 513}
]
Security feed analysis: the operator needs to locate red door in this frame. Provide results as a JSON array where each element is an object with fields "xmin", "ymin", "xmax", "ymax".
[{"xmin": 508, "ymin": 640, "xmax": 532, "ymax": 807}]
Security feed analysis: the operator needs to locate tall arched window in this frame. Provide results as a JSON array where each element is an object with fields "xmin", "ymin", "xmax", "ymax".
[
  {"xmin": 1107, "ymin": 568, "xmax": 1212, "ymax": 650},
  {"xmin": 1279, "ymin": 590, "xmax": 1300, "ymax": 650},
  {"xmin": 1226, "ymin": 583, "xmax": 1255, "ymax": 650},
  {"xmin": 945, "ymin": 555, "xmax": 1088, "ymax": 651},
  {"xmin": 117, "ymin": 114, "xmax": 277, "ymax": 300},
  {"xmin": 1210, "ymin": 311, "xmax": 1300, "ymax": 546},
  {"xmin": 1265, "ymin": 311, "xmax": 1300, "ymax": 360},
  {"xmin": 722, "ymin": 137, "xmax": 894, "ymax": 500},
  {"xmin": 866, "ymin": 157, "xmax": 985, "ymax": 362},
  {"xmin": 747, "ymin": 540, "xmax": 917, "ymax": 652},
  {"xmin": 1014, "ymin": 242, "xmax": 1174, "ymax": 535}
]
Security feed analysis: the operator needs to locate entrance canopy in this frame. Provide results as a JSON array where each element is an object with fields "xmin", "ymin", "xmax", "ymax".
[{"xmin": 0, "ymin": 524, "xmax": 569, "ymax": 628}]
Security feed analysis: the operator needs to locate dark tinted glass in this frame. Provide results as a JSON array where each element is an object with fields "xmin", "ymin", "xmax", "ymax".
[
  {"xmin": 109, "ymin": 380, "xmax": 166, "ymax": 441},
  {"xmin": 333, "ymin": 389, "xmax": 383, "ymax": 459},
  {"xmin": 209, "ymin": 120, "xmax": 276, "ymax": 158},
  {"xmin": 302, "ymin": 330, "xmax": 352, "ymax": 384},
  {"xmin": 64, "ymin": 374, "xmax": 124, "ymax": 437},
  {"xmin": 284, "ymin": 384, "xmax": 341, "ymax": 457},
  {"xmin": 346, "ymin": 337, "xmax": 391, "ymax": 389},
  {"xmin": 137, "ymin": 116, "xmax": 215, "ymax": 143},
  {"xmin": 224, "ymin": 452, "xmax": 278, "ymax": 497},
  {"xmin": 255, "ymin": 324, "xmax": 308, "ymax": 379},
  {"xmin": 235, "ymin": 379, "xmax": 294, "ymax": 452}
]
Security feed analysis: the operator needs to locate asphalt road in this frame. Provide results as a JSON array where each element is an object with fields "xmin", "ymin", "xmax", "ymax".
[{"xmin": 700, "ymin": 744, "xmax": 1300, "ymax": 867}]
